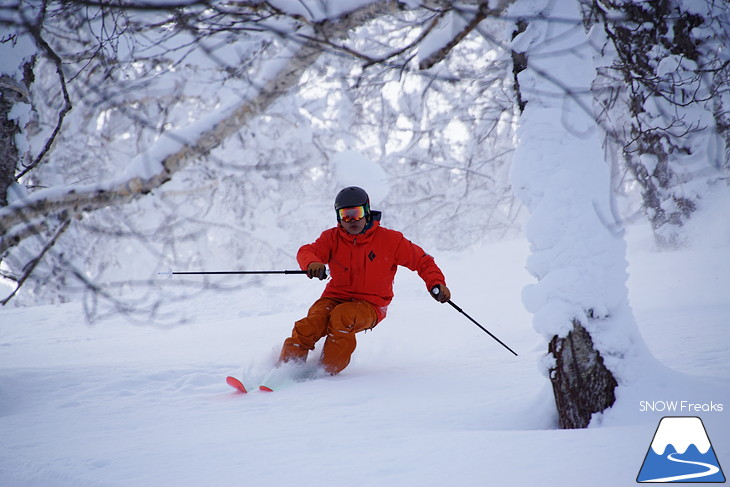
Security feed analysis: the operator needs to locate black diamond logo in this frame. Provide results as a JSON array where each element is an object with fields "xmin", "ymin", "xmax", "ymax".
[{"xmin": 368, "ymin": 251, "xmax": 376, "ymax": 261}]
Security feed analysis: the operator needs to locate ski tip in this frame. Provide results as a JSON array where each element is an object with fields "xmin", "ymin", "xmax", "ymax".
[
  {"xmin": 259, "ymin": 385, "xmax": 274, "ymax": 392},
  {"xmin": 226, "ymin": 376, "xmax": 248, "ymax": 393}
]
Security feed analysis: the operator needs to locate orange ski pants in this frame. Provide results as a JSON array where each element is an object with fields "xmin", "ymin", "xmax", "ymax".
[{"xmin": 279, "ymin": 297, "xmax": 379, "ymax": 375}]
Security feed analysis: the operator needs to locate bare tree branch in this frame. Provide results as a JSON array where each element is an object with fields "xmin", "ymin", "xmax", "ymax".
[
  {"xmin": 14, "ymin": 5, "xmax": 73, "ymax": 181},
  {"xmin": 1, "ymin": 217, "xmax": 71, "ymax": 305},
  {"xmin": 0, "ymin": 0, "xmax": 402, "ymax": 272},
  {"xmin": 419, "ymin": 0, "xmax": 516, "ymax": 70}
]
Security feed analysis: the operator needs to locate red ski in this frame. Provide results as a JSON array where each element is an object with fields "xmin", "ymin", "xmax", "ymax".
[{"xmin": 226, "ymin": 376, "xmax": 248, "ymax": 393}]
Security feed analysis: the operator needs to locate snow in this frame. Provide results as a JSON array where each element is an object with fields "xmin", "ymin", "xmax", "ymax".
[
  {"xmin": 651, "ymin": 417, "xmax": 712, "ymax": 455},
  {"xmin": 1, "ymin": 223, "xmax": 728, "ymax": 486}
]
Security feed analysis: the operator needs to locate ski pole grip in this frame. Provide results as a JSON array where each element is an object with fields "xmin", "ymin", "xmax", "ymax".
[{"xmin": 431, "ymin": 285, "xmax": 448, "ymax": 303}]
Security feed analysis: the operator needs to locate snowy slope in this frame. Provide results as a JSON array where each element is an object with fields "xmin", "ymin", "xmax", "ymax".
[{"xmin": 1, "ymin": 224, "xmax": 728, "ymax": 487}]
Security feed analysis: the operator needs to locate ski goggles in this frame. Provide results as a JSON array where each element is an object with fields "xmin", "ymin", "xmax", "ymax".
[{"xmin": 337, "ymin": 205, "xmax": 367, "ymax": 222}]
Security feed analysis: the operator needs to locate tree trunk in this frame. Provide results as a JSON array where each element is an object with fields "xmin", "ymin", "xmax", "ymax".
[
  {"xmin": 548, "ymin": 320, "xmax": 618, "ymax": 429},
  {"xmin": 510, "ymin": 0, "xmax": 626, "ymax": 430},
  {"xmin": 0, "ymin": 75, "xmax": 29, "ymax": 206}
]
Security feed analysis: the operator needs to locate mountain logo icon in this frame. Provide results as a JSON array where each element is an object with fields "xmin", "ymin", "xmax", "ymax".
[{"xmin": 637, "ymin": 416, "xmax": 726, "ymax": 483}]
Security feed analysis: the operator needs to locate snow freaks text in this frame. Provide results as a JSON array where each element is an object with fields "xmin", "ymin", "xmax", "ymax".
[{"xmin": 639, "ymin": 401, "xmax": 724, "ymax": 413}]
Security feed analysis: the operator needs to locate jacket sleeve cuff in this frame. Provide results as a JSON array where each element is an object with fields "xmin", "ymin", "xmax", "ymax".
[{"xmin": 427, "ymin": 280, "xmax": 445, "ymax": 291}]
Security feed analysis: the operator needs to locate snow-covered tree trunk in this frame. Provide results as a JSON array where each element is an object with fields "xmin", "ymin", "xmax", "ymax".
[
  {"xmin": 0, "ymin": 75, "xmax": 28, "ymax": 206},
  {"xmin": 589, "ymin": 0, "xmax": 730, "ymax": 249},
  {"xmin": 0, "ymin": 26, "xmax": 35, "ymax": 208},
  {"xmin": 509, "ymin": 0, "xmax": 644, "ymax": 428}
]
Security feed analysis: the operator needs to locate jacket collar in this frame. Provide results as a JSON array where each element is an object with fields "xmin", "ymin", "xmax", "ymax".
[{"xmin": 337, "ymin": 219, "xmax": 380, "ymax": 242}]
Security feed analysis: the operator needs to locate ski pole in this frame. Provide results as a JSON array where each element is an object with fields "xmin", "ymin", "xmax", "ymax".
[
  {"xmin": 432, "ymin": 287, "xmax": 518, "ymax": 356},
  {"xmin": 159, "ymin": 270, "xmax": 308, "ymax": 276}
]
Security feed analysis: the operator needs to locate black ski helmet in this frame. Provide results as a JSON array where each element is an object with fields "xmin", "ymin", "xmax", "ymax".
[{"xmin": 334, "ymin": 186, "xmax": 370, "ymax": 220}]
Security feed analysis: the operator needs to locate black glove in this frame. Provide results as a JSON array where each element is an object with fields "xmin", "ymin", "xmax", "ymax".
[
  {"xmin": 307, "ymin": 262, "xmax": 327, "ymax": 280},
  {"xmin": 431, "ymin": 284, "xmax": 451, "ymax": 303}
]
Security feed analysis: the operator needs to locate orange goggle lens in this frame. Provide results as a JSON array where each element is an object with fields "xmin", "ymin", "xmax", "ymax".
[{"xmin": 338, "ymin": 206, "xmax": 367, "ymax": 222}]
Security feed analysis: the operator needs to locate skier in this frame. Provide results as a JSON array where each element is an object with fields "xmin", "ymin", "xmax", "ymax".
[{"xmin": 278, "ymin": 186, "xmax": 451, "ymax": 375}]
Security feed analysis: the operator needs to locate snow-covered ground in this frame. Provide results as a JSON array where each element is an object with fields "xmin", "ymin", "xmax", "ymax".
[{"xmin": 1, "ymin": 222, "xmax": 728, "ymax": 486}]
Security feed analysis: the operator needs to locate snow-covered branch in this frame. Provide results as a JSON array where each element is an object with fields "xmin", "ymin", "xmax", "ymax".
[
  {"xmin": 418, "ymin": 0, "xmax": 515, "ymax": 70},
  {"xmin": 0, "ymin": 0, "xmax": 399, "ymax": 250},
  {"xmin": 1, "ymin": 0, "xmax": 406, "ymax": 303}
]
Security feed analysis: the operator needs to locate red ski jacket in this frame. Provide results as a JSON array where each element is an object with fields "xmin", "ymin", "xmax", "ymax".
[{"xmin": 297, "ymin": 218, "xmax": 446, "ymax": 322}]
